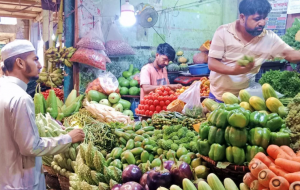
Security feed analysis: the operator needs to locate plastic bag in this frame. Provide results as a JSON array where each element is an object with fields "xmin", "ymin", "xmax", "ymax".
[
  {"xmin": 105, "ymin": 23, "xmax": 135, "ymax": 56},
  {"xmin": 77, "ymin": 22, "xmax": 105, "ymax": 50},
  {"xmin": 85, "ymin": 71, "xmax": 120, "ymax": 95},
  {"xmin": 129, "ymin": 73, "xmax": 140, "ymax": 84},
  {"xmin": 241, "ymin": 80, "xmax": 284, "ymax": 100},
  {"xmin": 70, "ymin": 48, "xmax": 111, "ymax": 70},
  {"xmin": 178, "ymin": 81, "xmax": 204, "ymax": 118}
]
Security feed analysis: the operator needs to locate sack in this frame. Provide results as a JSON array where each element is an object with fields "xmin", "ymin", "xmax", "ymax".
[
  {"xmin": 105, "ymin": 23, "xmax": 135, "ymax": 56},
  {"xmin": 70, "ymin": 48, "xmax": 111, "ymax": 70},
  {"xmin": 85, "ymin": 71, "xmax": 120, "ymax": 95},
  {"xmin": 178, "ymin": 81, "xmax": 204, "ymax": 118},
  {"xmin": 77, "ymin": 22, "xmax": 105, "ymax": 50}
]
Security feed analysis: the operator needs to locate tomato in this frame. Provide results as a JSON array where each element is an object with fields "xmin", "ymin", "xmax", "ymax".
[
  {"xmin": 170, "ymin": 95, "xmax": 176, "ymax": 101},
  {"xmin": 138, "ymin": 105, "xmax": 144, "ymax": 110},
  {"xmin": 145, "ymin": 99, "xmax": 149, "ymax": 105},
  {"xmin": 156, "ymin": 90, "xmax": 163, "ymax": 96},
  {"xmin": 163, "ymin": 91, "xmax": 168, "ymax": 96},
  {"xmin": 159, "ymin": 101, "xmax": 165, "ymax": 107},
  {"xmin": 149, "ymin": 105, "xmax": 155, "ymax": 112},
  {"xmin": 148, "ymin": 95, "xmax": 153, "ymax": 100},
  {"xmin": 135, "ymin": 108, "xmax": 140, "ymax": 114},
  {"xmin": 163, "ymin": 96, "xmax": 169, "ymax": 101},
  {"xmin": 149, "ymin": 111, "xmax": 154, "ymax": 116},
  {"xmin": 144, "ymin": 105, "xmax": 149, "ymax": 110},
  {"xmin": 153, "ymin": 100, "xmax": 159, "ymax": 106},
  {"xmin": 155, "ymin": 106, "xmax": 162, "ymax": 112},
  {"xmin": 154, "ymin": 111, "xmax": 158, "ymax": 114},
  {"xmin": 140, "ymin": 110, "xmax": 145, "ymax": 115},
  {"xmin": 165, "ymin": 100, "xmax": 171, "ymax": 105},
  {"xmin": 168, "ymin": 91, "xmax": 174, "ymax": 95},
  {"xmin": 140, "ymin": 99, "xmax": 145, "ymax": 104},
  {"xmin": 165, "ymin": 87, "xmax": 171, "ymax": 91},
  {"xmin": 148, "ymin": 100, "xmax": 154, "ymax": 105},
  {"xmin": 145, "ymin": 110, "xmax": 150, "ymax": 116},
  {"xmin": 158, "ymin": 96, "xmax": 163, "ymax": 101},
  {"xmin": 149, "ymin": 91, "xmax": 154, "ymax": 95},
  {"xmin": 163, "ymin": 106, "xmax": 167, "ymax": 111},
  {"xmin": 144, "ymin": 96, "xmax": 149, "ymax": 100}
]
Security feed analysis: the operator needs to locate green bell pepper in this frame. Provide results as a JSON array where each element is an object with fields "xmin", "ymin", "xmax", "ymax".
[
  {"xmin": 209, "ymin": 143, "xmax": 226, "ymax": 161},
  {"xmin": 226, "ymin": 146, "xmax": 245, "ymax": 165},
  {"xmin": 249, "ymin": 111, "xmax": 268, "ymax": 128},
  {"xmin": 197, "ymin": 139, "xmax": 210, "ymax": 156},
  {"xmin": 270, "ymin": 132, "xmax": 291, "ymax": 146},
  {"xmin": 225, "ymin": 126, "xmax": 248, "ymax": 148},
  {"xmin": 199, "ymin": 122, "xmax": 211, "ymax": 140},
  {"xmin": 208, "ymin": 108, "xmax": 229, "ymax": 129},
  {"xmin": 208, "ymin": 126, "xmax": 225, "ymax": 145},
  {"xmin": 227, "ymin": 108, "xmax": 250, "ymax": 128},
  {"xmin": 248, "ymin": 127, "xmax": 271, "ymax": 149},
  {"xmin": 266, "ymin": 113, "xmax": 283, "ymax": 132},
  {"xmin": 217, "ymin": 103, "xmax": 241, "ymax": 111},
  {"xmin": 245, "ymin": 145, "xmax": 265, "ymax": 162},
  {"xmin": 279, "ymin": 128, "xmax": 291, "ymax": 133}
]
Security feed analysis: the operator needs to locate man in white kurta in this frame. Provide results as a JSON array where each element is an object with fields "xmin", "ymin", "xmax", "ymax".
[{"xmin": 0, "ymin": 40, "xmax": 85, "ymax": 189}]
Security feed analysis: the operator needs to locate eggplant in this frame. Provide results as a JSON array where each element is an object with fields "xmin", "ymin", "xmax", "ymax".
[
  {"xmin": 122, "ymin": 165, "xmax": 143, "ymax": 183},
  {"xmin": 120, "ymin": 182, "xmax": 145, "ymax": 190},
  {"xmin": 147, "ymin": 156, "xmax": 172, "ymax": 190},
  {"xmin": 112, "ymin": 184, "xmax": 122, "ymax": 190},
  {"xmin": 170, "ymin": 153, "xmax": 193, "ymax": 187},
  {"xmin": 163, "ymin": 160, "xmax": 175, "ymax": 171},
  {"xmin": 140, "ymin": 171, "xmax": 151, "ymax": 187}
]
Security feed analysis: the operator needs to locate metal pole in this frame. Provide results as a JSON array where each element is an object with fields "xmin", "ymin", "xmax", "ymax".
[{"xmin": 63, "ymin": 0, "xmax": 74, "ymax": 101}]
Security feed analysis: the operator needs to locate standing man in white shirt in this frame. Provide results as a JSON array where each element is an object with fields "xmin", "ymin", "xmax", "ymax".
[{"xmin": 0, "ymin": 40, "xmax": 85, "ymax": 190}]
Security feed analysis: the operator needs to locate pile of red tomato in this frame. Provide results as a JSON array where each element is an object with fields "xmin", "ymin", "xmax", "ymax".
[
  {"xmin": 135, "ymin": 86, "xmax": 178, "ymax": 117},
  {"xmin": 41, "ymin": 88, "xmax": 64, "ymax": 101}
]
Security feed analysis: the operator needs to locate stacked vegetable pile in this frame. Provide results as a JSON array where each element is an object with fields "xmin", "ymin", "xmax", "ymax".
[
  {"xmin": 151, "ymin": 111, "xmax": 205, "ymax": 130},
  {"xmin": 135, "ymin": 86, "xmax": 179, "ymax": 117},
  {"xmin": 34, "ymin": 87, "xmax": 84, "ymax": 121},
  {"xmin": 175, "ymin": 77, "xmax": 210, "ymax": 97},
  {"xmin": 87, "ymin": 90, "xmax": 134, "ymax": 119},
  {"xmin": 201, "ymin": 83, "xmax": 290, "ymax": 165},
  {"xmin": 176, "ymin": 50, "xmax": 189, "ymax": 72},
  {"xmin": 241, "ymin": 145, "xmax": 300, "ymax": 190},
  {"xmin": 118, "ymin": 64, "xmax": 141, "ymax": 96},
  {"xmin": 41, "ymin": 87, "xmax": 64, "ymax": 101}
]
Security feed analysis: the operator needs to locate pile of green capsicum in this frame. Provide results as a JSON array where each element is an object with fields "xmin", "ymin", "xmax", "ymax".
[{"xmin": 198, "ymin": 103, "xmax": 290, "ymax": 165}]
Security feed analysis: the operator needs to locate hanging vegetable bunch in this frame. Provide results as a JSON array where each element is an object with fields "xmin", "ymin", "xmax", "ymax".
[{"xmin": 37, "ymin": 0, "xmax": 77, "ymax": 88}]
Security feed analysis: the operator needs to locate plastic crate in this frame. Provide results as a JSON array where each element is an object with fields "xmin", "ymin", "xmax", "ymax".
[
  {"xmin": 129, "ymin": 98, "xmax": 140, "ymax": 118},
  {"xmin": 188, "ymin": 64, "xmax": 210, "ymax": 75},
  {"xmin": 255, "ymin": 61, "xmax": 286, "ymax": 82}
]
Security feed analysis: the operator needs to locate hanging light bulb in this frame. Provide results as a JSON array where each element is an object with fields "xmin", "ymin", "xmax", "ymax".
[
  {"xmin": 119, "ymin": 0, "xmax": 136, "ymax": 27},
  {"xmin": 52, "ymin": 34, "xmax": 55, "ymax": 40}
]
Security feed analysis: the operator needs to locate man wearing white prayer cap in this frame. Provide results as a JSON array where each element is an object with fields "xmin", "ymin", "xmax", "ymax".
[{"xmin": 0, "ymin": 40, "xmax": 85, "ymax": 190}]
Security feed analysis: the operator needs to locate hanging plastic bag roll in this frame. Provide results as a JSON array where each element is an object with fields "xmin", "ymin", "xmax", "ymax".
[
  {"xmin": 178, "ymin": 81, "xmax": 204, "ymax": 118},
  {"xmin": 105, "ymin": 23, "xmax": 135, "ymax": 56},
  {"xmin": 76, "ymin": 21, "xmax": 106, "ymax": 50}
]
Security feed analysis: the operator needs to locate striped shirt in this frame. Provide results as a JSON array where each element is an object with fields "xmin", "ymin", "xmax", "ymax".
[{"xmin": 208, "ymin": 21, "xmax": 293, "ymax": 101}]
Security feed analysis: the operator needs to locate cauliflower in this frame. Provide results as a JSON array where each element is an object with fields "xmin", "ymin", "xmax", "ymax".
[
  {"xmin": 163, "ymin": 132, "xmax": 177, "ymax": 140},
  {"xmin": 177, "ymin": 127, "xmax": 188, "ymax": 138},
  {"xmin": 157, "ymin": 134, "xmax": 163, "ymax": 139},
  {"xmin": 158, "ymin": 139, "xmax": 164, "ymax": 148},
  {"xmin": 189, "ymin": 141, "xmax": 198, "ymax": 153},
  {"xmin": 162, "ymin": 139, "xmax": 172, "ymax": 150},
  {"xmin": 180, "ymin": 143, "xmax": 190, "ymax": 150},
  {"xmin": 172, "ymin": 136, "xmax": 179, "ymax": 141},
  {"xmin": 173, "ymin": 124, "xmax": 182, "ymax": 131},
  {"xmin": 163, "ymin": 125, "xmax": 174, "ymax": 135},
  {"xmin": 171, "ymin": 143, "xmax": 179, "ymax": 151},
  {"xmin": 186, "ymin": 131, "xmax": 195, "ymax": 139}
]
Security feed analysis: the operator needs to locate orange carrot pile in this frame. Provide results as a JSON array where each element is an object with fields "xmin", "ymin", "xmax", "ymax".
[{"xmin": 242, "ymin": 145, "xmax": 300, "ymax": 190}]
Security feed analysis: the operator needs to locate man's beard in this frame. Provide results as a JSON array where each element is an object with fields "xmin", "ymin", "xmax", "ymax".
[
  {"xmin": 157, "ymin": 63, "xmax": 165, "ymax": 69},
  {"xmin": 25, "ymin": 62, "xmax": 38, "ymax": 80},
  {"xmin": 245, "ymin": 25, "xmax": 264, "ymax": 36}
]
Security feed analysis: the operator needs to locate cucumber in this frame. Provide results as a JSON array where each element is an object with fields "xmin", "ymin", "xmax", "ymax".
[
  {"xmin": 126, "ymin": 139, "xmax": 135, "ymax": 150},
  {"xmin": 135, "ymin": 141, "xmax": 142, "ymax": 148},
  {"xmin": 224, "ymin": 178, "xmax": 239, "ymax": 190},
  {"xmin": 134, "ymin": 135, "xmax": 145, "ymax": 142},
  {"xmin": 197, "ymin": 181, "xmax": 212, "ymax": 190},
  {"xmin": 141, "ymin": 151, "xmax": 150, "ymax": 163},
  {"xmin": 170, "ymin": 185, "xmax": 183, "ymax": 190},
  {"xmin": 239, "ymin": 183, "xmax": 250, "ymax": 190},
  {"xmin": 142, "ymin": 120, "xmax": 148, "ymax": 127},
  {"xmin": 144, "ymin": 145, "xmax": 154, "ymax": 152},
  {"xmin": 130, "ymin": 147, "xmax": 144, "ymax": 155},
  {"xmin": 207, "ymin": 173, "xmax": 225, "ymax": 190},
  {"xmin": 124, "ymin": 151, "xmax": 135, "ymax": 164},
  {"xmin": 113, "ymin": 148, "xmax": 123, "ymax": 159},
  {"xmin": 143, "ymin": 126, "xmax": 155, "ymax": 131},
  {"xmin": 182, "ymin": 178, "xmax": 197, "ymax": 190},
  {"xmin": 136, "ymin": 129, "xmax": 145, "ymax": 135}
]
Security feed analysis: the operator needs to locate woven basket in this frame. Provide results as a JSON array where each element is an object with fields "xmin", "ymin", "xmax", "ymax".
[
  {"xmin": 43, "ymin": 165, "xmax": 57, "ymax": 177},
  {"xmin": 57, "ymin": 174, "xmax": 70, "ymax": 190},
  {"xmin": 201, "ymin": 155, "xmax": 249, "ymax": 185},
  {"xmin": 167, "ymin": 99, "xmax": 185, "ymax": 112},
  {"xmin": 45, "ymin": 173, "xmax": 61, "ymax": 189}
]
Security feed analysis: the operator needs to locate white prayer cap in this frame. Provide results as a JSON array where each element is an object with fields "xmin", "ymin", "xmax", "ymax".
[{"xmin": 1, "ymin": 40, "xmax": 35, "ymax": 61}]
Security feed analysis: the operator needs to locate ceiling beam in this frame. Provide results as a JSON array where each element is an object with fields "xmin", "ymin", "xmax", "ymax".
[
  {"xmin": 0, "ymin": 2, "xmax": 41, "ymax": 8},
  {"xmin": 0, "ymin": 13, "xmax": 35, "ymax": 20},
  {"xmin": 0, "ymin": 8, "xmax": 41, "ymax": 14},
  {"xmin": 0, "ymin": 0, "xmax": 41, "ymax": 5}
]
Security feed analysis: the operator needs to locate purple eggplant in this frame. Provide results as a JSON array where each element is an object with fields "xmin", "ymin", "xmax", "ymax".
[
  {"xmin": 122, "ymin": 165, "xmax": 143, "ymax": 183},
  {"xmin": 147, "ymin": 156, "xmax": 172, "ymax": 190},
  {"xmin": 140, "ymin": 171, "xmax": 151, "ymax": 187},
  {"xmin": 120, "ymin": 182, "xmax": 145, "ymax": 190},
  {"xmin": 112, "ymin": 184, "xmax": 122, "ymax": 190},
  {"xmin": 170, "ymin": 153, "xmax": 193, "ymax": 187},
  {"xmin": 163, "ymin": 160, "xmax": 175, "ymax": 171}
]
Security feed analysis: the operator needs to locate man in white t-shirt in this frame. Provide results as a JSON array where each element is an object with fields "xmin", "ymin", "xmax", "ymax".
[{"xmin": 208, "ymin": 0, "xmax": 300, "ymax": 102}]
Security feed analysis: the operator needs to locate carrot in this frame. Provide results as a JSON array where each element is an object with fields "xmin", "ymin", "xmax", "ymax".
[
  {"xmin": 267, "ymin": 156, "xmax": 275, "ymax": 164},
  {"xmin": 258, "ymin": 169, "xmax": 277, "ymax": 187},
  {"xmin": 280, "ymin": 146, "xmax": 296, "ymax": 157},
  {"xmin": 275, "ymin": 158, "xmax": 300, "ymax": 173},
  {"xmin": 292, "ymin": 157, "xmax": 300, "ymax": 163},
  {"xmin": 267, "ymin": 145, "xmax": 282, "ymax": 160},
  {"xmin": 255, "ymin": 152, "xmax": 276, "ymax": 167},
  {"xmin": 269, "ymin": 176, "xmax": 290, "ymax": 190},
  {"xmin": 269, "ymin": 165, "xmax": 288, "ymax": 177},
  {"xmin": 289, "ymin": 181, "xmax": 300, "ymax": 190},
  {"xmin": 249, "ymin": 158, "xmax": 262, "ymax": 171},
  {"xmin": 250, "ymin": 160, "xmax": 268, "ymax": 178},
  {"xmin": 250, "ymin": 180, "xmax": 259, "ymax": 190},
  {"xmin": 244, "ymin": 172, "xmax": 257, "ymax": 187},
  {"xmin": 297, "ymin": 151, "xmax": 300, "ymax": 157},
  {"xmin": 284, "ymin": 172, "xmax": 300, "ymax": 183},
  {"xmin": 277, "ymin": 152, "xmax": 292, "ymax": 160}
]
